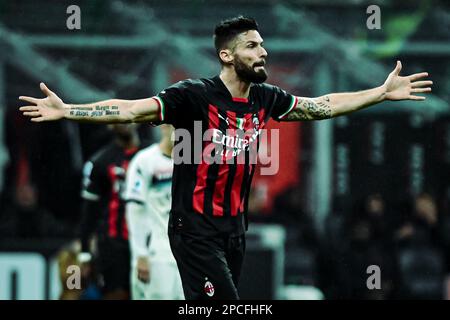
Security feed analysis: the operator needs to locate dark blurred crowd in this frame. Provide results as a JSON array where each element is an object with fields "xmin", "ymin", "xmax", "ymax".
[
  {"xmin": 0, "ymin": 183, "xmax": 73, "ymax": 239},
  {"xmin": 327, "ymin": 192, "xmax": 450, "ymax": 299},
  {"xmin": 2, "ymin": 177, "xmax": 449, "ymax": 299},
  {"xmin": 249, "ymin": 188, "xmax": 450, "ymax": 299}
]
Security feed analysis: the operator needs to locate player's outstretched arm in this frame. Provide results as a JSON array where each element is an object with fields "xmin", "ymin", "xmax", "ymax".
[
  {"xmin": 283, "ymin": 61, "xmax": 433, "ymax": 121},
  {"xmin": 19, "ymin": 82, "xmax": 160, "ymax": 123},
  {"xmin": 126, "ymin": 202, "xmax": 152, "ymax": 283}
]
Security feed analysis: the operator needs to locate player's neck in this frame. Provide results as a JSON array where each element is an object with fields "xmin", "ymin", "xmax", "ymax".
[
  {"xmin": 219, "ymin": 70, "xmax": 251, "ymax": 99},
  {"xmin": 115, "ymin": 134, "xmax": 139, "ymax": 150},
  {"xmin": 159, "ymin": 138, "xmax": 173, "ymax": 158}
]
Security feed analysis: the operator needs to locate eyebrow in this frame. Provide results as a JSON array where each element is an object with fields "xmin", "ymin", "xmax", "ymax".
[{"xmin": 246, "ymin": 40, "xmax": 264, "ymax": 45}]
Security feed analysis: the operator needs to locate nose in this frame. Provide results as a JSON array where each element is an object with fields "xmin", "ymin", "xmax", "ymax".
[{"xmin": 260, "ymin": 46, "xmax": 268, "ymax": 58}]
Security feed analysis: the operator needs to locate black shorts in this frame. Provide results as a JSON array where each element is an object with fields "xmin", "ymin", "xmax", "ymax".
[
  {"xmin": 169, "ymin": 230, "xmax": 246, "ymax": 300},
  {"xmin": 96, "ymin": 238, "xmax": 131, "ymax": 294}
]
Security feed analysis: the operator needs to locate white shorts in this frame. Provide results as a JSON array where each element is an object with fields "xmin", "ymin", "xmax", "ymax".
[{"xmin": 131, "ymin": 260, "xmax": 184, "ymax": 300}]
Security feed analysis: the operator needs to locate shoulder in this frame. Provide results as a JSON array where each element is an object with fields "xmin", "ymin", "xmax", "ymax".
[
  {"xmin": 136, "ymin": 144, "xmax": 159, "ymax": 158},
  {"xmin": 252, "ymin": 83, "xmax": 293, "ymax": 107},
  {"xmin": 252, "ymin": 82, "xmax": 285, "ymax": 94},
  {"xmin": 130, "ymin": 144, "xmax": 159, "ymax": 167},
  {"xmin": 166, "ymin": 78, "xmax": 215, "ymax": 96},
  {"xmin": 167, "ymin": 78, "xmax": 207, "ymax": 91}
]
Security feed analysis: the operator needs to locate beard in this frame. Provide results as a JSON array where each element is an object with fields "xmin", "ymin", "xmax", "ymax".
[{"xmin": 234, "ymin": 56, "xmax": 268, "ymax": 84}]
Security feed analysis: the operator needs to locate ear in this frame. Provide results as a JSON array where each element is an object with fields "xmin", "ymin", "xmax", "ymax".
[{"xmin": 219, "ymin": 49, "xmax": 234, "ymax": 65}]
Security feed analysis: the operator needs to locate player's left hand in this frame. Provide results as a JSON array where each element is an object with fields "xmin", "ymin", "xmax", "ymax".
[
  {"xmin": 383, "ymin": 61, "xmax": 433, "ymax": 101},
  {"xmin": 137, "ymin": 256, "xmax": 150, "ymax": 283}
]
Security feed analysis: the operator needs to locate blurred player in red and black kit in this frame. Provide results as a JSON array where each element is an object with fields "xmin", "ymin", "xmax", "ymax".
[
  {"xmin": 20, "ymin": 16, "xmax": 432, "ymax": 300},
  {"xmin": 78, "ymin": 124, "xmax": 142, "ymax": 299}
]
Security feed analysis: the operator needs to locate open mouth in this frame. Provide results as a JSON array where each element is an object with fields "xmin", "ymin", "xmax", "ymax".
[{"xmin": 253, "ymin": 62, "xmax": 266, "ymax": 70}]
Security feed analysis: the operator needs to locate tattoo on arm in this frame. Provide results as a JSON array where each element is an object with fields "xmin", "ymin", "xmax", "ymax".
[
  {"xmin": 69, "ymin": 105, "xmax": 120, "ymax": 117},
  {"xmin": 286, "ymin": 96, "xmax": 332, "ymax": 121},
  {"xmin": 315, "ymin": 96, "xmax": 332, "ymax": 119}
]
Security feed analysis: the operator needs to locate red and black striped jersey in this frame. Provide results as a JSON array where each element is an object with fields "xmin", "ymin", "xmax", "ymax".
[
  {"xmin": 81, "ymin": 143, "xmax": 142, "ymax": 244},
  {"xmin": 153, "ymin": 76, "xmax": 297, "ymax": 237}
]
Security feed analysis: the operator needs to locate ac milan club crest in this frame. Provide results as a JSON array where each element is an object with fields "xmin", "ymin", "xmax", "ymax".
[
  {"xmin": 204, "ymin": 280, "xmax": 215, "ymax": 297},
  {"xmin": 252, "ymin": 114, "xmax": 260, "ymax": 131}
]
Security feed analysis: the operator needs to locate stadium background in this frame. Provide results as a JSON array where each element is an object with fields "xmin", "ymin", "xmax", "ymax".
[{"xmin": 0, "ymin": 0, "xmax": 449, "ymax": 299}]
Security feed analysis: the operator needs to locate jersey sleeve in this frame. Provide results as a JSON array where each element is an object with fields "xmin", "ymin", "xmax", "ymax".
[
  {"xmin": 125, "ymin": 151, "xmax": 153, "ymax": 258},
  {"xmin": 126, "ymin": 202, "xmax": 152, "ymax": 258},
  {"xmin": 81, "ymin": 160, "xmax": 104, "ymax": 201},
  {"xmin": 152, "ymin": 79, "xmax": 195, "ymax": 127},
  {"xmin": 124, "ymin": 151, "xmax": 152, "ymax": 204},
  {"xmin": 263, "ymin": 84, "xmax": 298, "ymax": 122}
]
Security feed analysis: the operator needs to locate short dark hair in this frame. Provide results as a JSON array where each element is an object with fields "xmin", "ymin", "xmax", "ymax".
[{"xmin": 214, "ymin": 16, "xmax": 259, "ymax": 64}]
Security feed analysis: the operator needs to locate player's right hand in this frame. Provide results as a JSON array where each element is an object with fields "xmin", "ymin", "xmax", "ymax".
[
  {"xmin": 137, "ymin": 256, "xmax": 150, "ymax": 283},
  {"xmin": 19, "ymin": 82, "xmax": 66, "ymax": 122}
]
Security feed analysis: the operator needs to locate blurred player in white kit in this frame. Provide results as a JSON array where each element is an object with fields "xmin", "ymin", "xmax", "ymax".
[{"xmin": 125, "ymin": 124, "xmax": 184, "ymax": 300}]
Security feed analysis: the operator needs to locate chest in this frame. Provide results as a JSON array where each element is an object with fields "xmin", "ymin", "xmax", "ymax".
[{"xmin": 198, "ymin": 98, "xmax": 268, "ymax": 133}]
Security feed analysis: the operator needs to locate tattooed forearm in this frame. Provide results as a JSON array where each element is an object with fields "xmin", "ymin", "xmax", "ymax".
[
  {"xmin": 288, "ymin": 99, "xmax": 314, "ymax": 120},
  {"xmin": 63, "ymin": 98, "xmax": 158, "ymax": 123},
  {"xmin": 65, "ymin": 103, "xmax": 125, "ymax": 123},
  {"xmin": 285, "ymin": 96, "xmax": 332, "ymax": 121},
  {"xmin": 284, "ymin": 85, "xmax": 390, "ymax": 121},
  {"xmin": 314, "ymin": 96, "xmax": 332, "ymax": 119},
  {"xmin": 68, "ymin": 105, "xmax": 120, "ymax": 117},
  {"xmin": 69, "ymin": 106, "xmax": 93, "ymax": 111}
]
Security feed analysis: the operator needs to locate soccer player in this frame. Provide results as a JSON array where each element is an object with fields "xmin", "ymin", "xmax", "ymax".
[
  {"xmin": 19, "ymin": 16, "xmax": 432, "ymax": 299},
  {"xmin": 78, "ymin": 124, "xmax": 142, "ymax": 299},
  {"xmin": 125, "ymin": 124, "xmax": 184, "ymax": 300}
]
